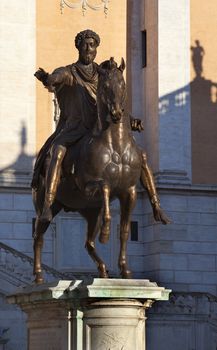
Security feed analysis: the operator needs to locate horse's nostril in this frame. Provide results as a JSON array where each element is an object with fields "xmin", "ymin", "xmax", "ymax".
[
  {"xmin": 117, "ymin": 109, "xmax": 123, "ymax": 118},
  {"xmin": 111, "ymin": 110, "xmax": 122, "ymax": 123}
]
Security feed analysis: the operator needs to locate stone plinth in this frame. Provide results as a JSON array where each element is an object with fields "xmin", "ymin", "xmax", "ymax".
[
  {"xmin": 83, "ymin": 299, "xmax": 145, "ymax": 350},
  {"xmin": 7, "ymin": 279, "xmax": 171, "ymax": 350}
]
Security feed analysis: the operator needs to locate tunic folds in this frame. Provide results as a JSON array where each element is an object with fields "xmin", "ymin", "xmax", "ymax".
[{"xmin": 32, "ymin": 62, "xmax": 99, "ymax": 187}]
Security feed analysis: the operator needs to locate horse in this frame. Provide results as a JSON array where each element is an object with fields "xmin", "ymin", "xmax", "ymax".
[{"xmin": 33, "ymin": 57, "xmax": 169, "ymax": 284}]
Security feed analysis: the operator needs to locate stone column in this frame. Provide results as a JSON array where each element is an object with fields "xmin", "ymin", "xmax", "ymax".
[
  {"xmin": 7, "ymin": 279, "xmax": 171, "ymax": 350},
  {"xmin": 82, "ymin": 299, "xmax": 151, "ymax": 350}
]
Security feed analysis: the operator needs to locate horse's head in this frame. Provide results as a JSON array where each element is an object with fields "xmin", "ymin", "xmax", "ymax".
[{"xmin": 97, "ymin": 57, "xmax": 126, "ymax": 123}]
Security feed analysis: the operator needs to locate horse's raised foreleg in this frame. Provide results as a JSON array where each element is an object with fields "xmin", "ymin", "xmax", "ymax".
[
  {"xmin": 99, "ymin": 183, "xmax": 111, "ymax": 244},
  {"xmin": 140, "ymin": 151, "xmax": 171, "ymax": 224},
  {"xmin": 80, "ymin": 208, "xmax": 109, "ymax": 278},
  {"xmin": 118, "ymin": 186, "xmax": 137, "ymax": 278}
]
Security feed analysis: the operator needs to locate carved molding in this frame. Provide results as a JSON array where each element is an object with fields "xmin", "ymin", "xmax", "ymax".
[{"xmin": 60, "ymin": 0, "xmax": 109, "ymax": 16}]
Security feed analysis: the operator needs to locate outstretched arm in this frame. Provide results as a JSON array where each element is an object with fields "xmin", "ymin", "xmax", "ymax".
[
  {"xmin": 34, "ymin": 67, "xmax": 49, "ymax": 85},
  {"xmin": 34, "ymin": 67, "xmax": 69, "ymax": 92}
]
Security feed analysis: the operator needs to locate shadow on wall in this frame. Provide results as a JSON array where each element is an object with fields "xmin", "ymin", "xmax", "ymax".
[
  {"xmin": 159, "ymin": 40, "xmax": 217, "ymax": 185},
  {"xmin": 0, "ymin": 121, "xmax": 34, "ymax": 186}
]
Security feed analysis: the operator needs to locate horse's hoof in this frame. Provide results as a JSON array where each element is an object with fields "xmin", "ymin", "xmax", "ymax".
[
  {"xmin": 98, "ymin": 265, "xmax": 109, "ymax": 278},
  {"xmin": 121, "ymin": 270, "xmax": 132, "ymax": 279},
  {"xmin": 99, "ymin": 270, "xmax": 109, "ymax": 278},
  {"xmin": 34, "ymin": 277, "xmax": 44, "ymax": 284},
  {"xmin": 34, "ymin": 273, "xmax": 44, "ymax": 284}
]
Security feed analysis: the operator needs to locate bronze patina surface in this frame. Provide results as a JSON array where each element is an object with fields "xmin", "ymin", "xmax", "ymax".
[{"xmin": 32, "ymin": 31, "xmax": 170, "ymax": 284}]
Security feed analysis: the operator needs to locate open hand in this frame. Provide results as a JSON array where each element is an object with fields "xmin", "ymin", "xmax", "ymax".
[
  {"xmin": 131, "ymin": 118, "xmax": 144, "ymax": 132},
  {"xmin": 34, "ymin": 67, "xmax": 48, "ymax": 82}
]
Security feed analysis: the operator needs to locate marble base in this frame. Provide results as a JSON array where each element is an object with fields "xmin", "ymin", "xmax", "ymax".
[
  {"xmin": 83, "ymin": 299, "xmax": 145, "ymax": 350},
  {"xmin": 7, "ymin": 279, "xmax": 171, "ymax": 350}
]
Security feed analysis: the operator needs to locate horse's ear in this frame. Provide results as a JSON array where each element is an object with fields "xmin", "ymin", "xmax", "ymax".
[
  {"xmin": 109, "ymin": 57, "xmax": 117, "ymax": 69},
  {"xmin": 119, "ymin": 58, "xmax": 126, "ymax": 72}
]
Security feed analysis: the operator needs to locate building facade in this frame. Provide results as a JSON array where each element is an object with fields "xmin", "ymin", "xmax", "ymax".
[{"xmin": 0, "ymin": 0, "xmax": 217, "ymax": 349}]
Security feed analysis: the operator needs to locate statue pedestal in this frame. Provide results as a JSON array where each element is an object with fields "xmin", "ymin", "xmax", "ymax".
[{"xmin": 7, "ymin": 279, "xmax": 171, "ymax": 350}]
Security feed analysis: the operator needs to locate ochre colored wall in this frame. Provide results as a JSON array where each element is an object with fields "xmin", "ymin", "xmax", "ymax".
[
  {"xmin": 36, "ymin": 0, "xmax": 126, "ymax": 151},
  {"xmin": 191, "ymin": 0, "xmax": 217, "ymax": 184}
]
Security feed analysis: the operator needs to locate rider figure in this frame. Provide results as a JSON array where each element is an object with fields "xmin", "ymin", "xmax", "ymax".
[
  {"xmin": 32, "ymin": 29, "xmax": 166, "ymax": 224},
  {"xmin": 33, "ymin": 30, "xmax": 101, "ymax": 222}
]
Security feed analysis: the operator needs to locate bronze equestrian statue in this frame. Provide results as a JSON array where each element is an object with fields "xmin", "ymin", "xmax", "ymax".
[{"xmin": 32, "ymin": 30, "xmax": 170, "ymax": 284}]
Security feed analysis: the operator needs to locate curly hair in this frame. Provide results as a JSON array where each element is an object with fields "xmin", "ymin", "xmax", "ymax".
[{"xmin": 75, "ymin": 29, "xmax": 100, "ymax": 49}]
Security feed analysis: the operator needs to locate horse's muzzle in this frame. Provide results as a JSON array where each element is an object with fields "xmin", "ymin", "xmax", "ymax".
[{"xmin": 110, "ymin": 106, "xmax": 123, "ymax": 123}]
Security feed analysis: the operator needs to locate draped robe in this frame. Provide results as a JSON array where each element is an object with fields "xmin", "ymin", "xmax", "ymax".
[{"xmin": 32, "ymin": 62, "xmax": 99, "ymax": 187}]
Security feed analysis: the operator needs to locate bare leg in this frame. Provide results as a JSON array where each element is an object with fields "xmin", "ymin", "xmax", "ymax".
[
  {"xmin": 40, "ymin": 144, "xmax": 66, "ymax": 222},
  {"xmin": 140, "ymin": 151, "xmax": 170, "ymax": 224},
  {"xmin": 118, "ymin": 186, "xmax": 137, "ymax": 278},
  {"xmin": 80, "ymin": 208, "xmax": 109, "ymax": 278},
  {"xmin": 99, "ymin": 183, "xmax": 111, "ymax": 244},
  {"xmin": 33, "ymin": 202, "xmax": 62, "ymax": 284}
]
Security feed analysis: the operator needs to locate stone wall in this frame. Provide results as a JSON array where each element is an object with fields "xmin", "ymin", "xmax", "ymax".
[
  {"xmin": 0, "ymin": 293, "xmax": 26, "ymax": 350},
  {"xmin": 0, "ymin": 191, "xmax": 53, "ymax": 267},
  {"xmin": 142, "ymin": 188, "xmax": 217, "ymax": 296},
  {"xmin": 147, "ymin": 293, "xmax": 217, "ymax": 350}
]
